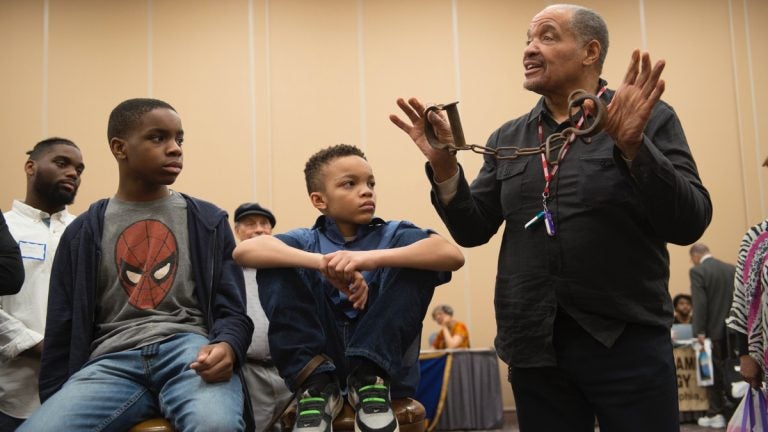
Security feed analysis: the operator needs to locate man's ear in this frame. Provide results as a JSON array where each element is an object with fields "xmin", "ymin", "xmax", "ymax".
[
  {"xmin": 310, "ymin": 191, "xmax": 327, "ymax": 211},
  {"xmin": 582, "ymin": 40, "xmax": 601, "ymax": 68},
  {"xmin": 24, "ymin": 160, "xmax": 36, "ymax": 177},
  {"xmin": 109, "ymin": 137, "xmax": 127, "ymax": 160}
]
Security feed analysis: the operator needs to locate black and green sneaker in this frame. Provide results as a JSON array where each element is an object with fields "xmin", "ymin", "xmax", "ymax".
[
  {"xmin": 347, "ymin": 375, "xmax": 399, "ymax": 432},
  {"xmin": 294, "ymin": 382, "xmax": 342, "ymax": 432}
]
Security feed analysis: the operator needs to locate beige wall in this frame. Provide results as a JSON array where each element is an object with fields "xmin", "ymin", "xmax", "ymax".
[{"xmin": 1, "ymin": 0, "xmax": 766, "ymax": 410}]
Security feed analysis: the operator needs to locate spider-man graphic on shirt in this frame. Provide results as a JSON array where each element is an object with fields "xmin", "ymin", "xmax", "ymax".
[{"xmin": 114, "ymin": 219, "xmax": 178, "ymax": 309}]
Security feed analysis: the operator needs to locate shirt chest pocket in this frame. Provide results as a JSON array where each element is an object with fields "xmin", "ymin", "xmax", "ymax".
[
  {"xmin": 577, "ymin": 155, "xmax": 633, "ymax": 206},
  {"xmin": 496, "ymin": 159, "xmax": 531, "ymax": 215}
]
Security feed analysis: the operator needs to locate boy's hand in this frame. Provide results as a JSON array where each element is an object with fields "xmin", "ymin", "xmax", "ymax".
[
  {"xmin": 323, "ymin": 270, "xmax": 369, "ymax": 310},
  {"xmin": 322, "ymin": 251, "xmax": 374, "ymax": 310},
  {"xmin": 190, "ymin": 342, "xmax": 235, "ymax": 383},
  {"xmin": 323, "ymin": 250, "xmax": 377, "ymax": 278}
]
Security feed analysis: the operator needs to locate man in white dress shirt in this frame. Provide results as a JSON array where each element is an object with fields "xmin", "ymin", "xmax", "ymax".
[
  {"xmin": 233, "ymin": 202, "xmax": 292, "ymax": 430},
  {"xmin": 0, "ymin": 137, "xmax": 84, "ymax": 431}
]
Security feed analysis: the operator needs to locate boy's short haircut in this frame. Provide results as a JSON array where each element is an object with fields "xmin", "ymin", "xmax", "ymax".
[
  {"xmin": 26, "ymin": 137, "xmax": 79, "ymax": 160},
  {"xmin": 303, "ymin": 143, "xmax": 367, "ymax": 194},
  {"xmin": 107, "ymin": 98, "xmax": 176, "ymax": 141}
]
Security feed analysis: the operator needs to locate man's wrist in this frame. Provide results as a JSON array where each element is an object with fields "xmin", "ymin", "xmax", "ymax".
[
  {"xmin": 616, "ymin": 135, "xmax": 645, "ymax": 161},
  {"xmin": 430, "ymin": 161, "xmax": 459, "ymax": 183}
]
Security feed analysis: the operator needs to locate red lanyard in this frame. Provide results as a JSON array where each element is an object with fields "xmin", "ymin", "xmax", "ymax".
[{"xmin": 525, "ymin": 86, "xmax": 607, "ymax": 236}]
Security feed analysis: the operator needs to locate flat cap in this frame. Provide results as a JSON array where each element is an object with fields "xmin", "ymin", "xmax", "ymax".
[{"xmin": 234, "ymin": 202, "xmax": 276, "ymax": 227}]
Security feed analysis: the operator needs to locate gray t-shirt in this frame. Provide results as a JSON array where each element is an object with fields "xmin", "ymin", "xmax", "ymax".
[{"xmin": 90, "ymin": 191, "xmax": 206, "ymax": 359}]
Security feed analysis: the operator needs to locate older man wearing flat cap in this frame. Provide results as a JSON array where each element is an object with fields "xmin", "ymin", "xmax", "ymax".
[
  {"xmin": 234, "ymin": 202, "xmax": 276, "ymax": 240},
  {"xmin": 233, "ymin": 202, "xmax": 291, "ymax": 430}
]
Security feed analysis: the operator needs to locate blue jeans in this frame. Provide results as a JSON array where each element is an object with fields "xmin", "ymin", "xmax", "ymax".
[
  {"xmin": 258, "ymin": 267, "xmax": 436, "ymax": 398},
  {"xmin": 18, "ymin": 333, "xmax": 244, "ymax": 432}
]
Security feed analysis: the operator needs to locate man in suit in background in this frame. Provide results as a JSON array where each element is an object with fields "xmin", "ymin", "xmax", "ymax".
[{"xmin": 690, "ymin": 243, "xmax": 736, "ymax": 428}]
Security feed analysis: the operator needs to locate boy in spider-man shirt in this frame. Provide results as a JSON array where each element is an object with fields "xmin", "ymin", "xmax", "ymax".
[{"xmin": 19, "ymin": 98, "xmax": 254, "ymax": 432}]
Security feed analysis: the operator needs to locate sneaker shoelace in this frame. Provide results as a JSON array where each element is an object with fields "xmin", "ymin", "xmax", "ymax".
[
  {"xmin": 357, "ymin": 384, "xmax": 391, "ymax": 413},
  {"xmin": 297, "ymin": 396, "xmax": 328, "ymax": 427}
]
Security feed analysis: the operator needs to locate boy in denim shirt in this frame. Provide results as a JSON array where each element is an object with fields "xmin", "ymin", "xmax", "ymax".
[{"xmin": 234, "ymin": 144, "xmax": 464, "ymax": 432}]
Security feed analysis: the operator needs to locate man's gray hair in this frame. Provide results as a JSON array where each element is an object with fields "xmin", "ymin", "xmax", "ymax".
[
  {"xmin": 689, "ymin": 243, "xmax": 710, "ymax": 256},
  {"xmin": 550, "ymin": 4, "xmax": 609, "ymax": 71}
]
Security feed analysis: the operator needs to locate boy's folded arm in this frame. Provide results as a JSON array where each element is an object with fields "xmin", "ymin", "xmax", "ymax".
[
  {"xmin": 376, "ymin": 234, "xmax": 465, "ymax": 271},
  {"xmin": 233, "ymin": 234, "xmax": 323, "ymax": 269}
]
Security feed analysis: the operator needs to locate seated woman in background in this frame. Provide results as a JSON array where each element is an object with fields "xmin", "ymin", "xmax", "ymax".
[{"xmin": 431, "ymin": 304, "xmax": 470, "ymax": 349}]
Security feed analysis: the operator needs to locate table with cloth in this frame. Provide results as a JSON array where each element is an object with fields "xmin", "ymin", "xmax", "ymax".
[{"xmin": 416, "ymin": 348, "xmax": 504, "ymax": 431}]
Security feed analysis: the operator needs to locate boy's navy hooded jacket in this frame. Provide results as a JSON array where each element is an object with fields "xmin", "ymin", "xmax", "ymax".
[{"xmin": 38, "ymin": 193, "xmax": 254, "ymax": 402}]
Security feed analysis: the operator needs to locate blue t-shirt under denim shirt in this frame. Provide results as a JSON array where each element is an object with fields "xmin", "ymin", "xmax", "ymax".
[{"xmin": 275, "ymin": 215, "xmax": 451, "ymax": 319}]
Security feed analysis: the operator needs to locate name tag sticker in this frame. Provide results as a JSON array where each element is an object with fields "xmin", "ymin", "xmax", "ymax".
[{"xmin": 19, "ymin": 241, "xmax": 46, "ymax": 261}]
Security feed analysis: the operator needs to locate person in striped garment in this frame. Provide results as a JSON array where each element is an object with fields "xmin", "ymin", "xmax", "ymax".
[{"xmin": 727, "ymin": 208, "xmax": 768, "ymax": 391}]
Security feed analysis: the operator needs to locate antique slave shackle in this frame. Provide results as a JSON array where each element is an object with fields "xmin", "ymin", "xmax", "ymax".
[{"xmin": 422, "ymin": 90, "xmax": 607, "ymax": 164}]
